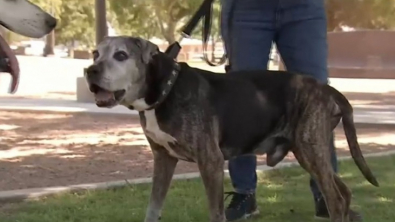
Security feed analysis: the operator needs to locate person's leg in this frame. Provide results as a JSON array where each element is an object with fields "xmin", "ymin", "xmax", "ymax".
[
  {"xmin": 221, "ymin": 0, "xmax": 276, "ymax": 71},
  {"xmin": 275, "ymin": 1, "xmax": 329, "ymax": 82},
  {"xmin": 220, "ymin": 0, "xmax": 277, "ymax": 220},
  {"xmin": 274, "ymin": 1, "xmax": 361, "ymax": 221}
]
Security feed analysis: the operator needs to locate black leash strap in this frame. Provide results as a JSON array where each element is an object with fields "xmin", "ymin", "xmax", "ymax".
[
  {"xmin": 164, "ymin": 41, "xmax": 182, "ymax": 60},
  {"xmin": 182, "ymin": 0, "xmax": 214, "ymax": 38},
  {"xmin": 165, "ymin": 0, "xmax": 226, "ymax": 66},
  {"xmin": 200, "ymin": 0, "xmax": 227, "ymax": 66},
  {"xmin": 150, "ymin": 0, "xmax": 226, "ymax": 111}
]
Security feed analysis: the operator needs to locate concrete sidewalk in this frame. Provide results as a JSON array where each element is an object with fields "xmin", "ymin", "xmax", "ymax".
[
  {"xmin": 0, "ymin": 98, "xmax": 137, "ymax": 115},
  {"xmin": 0, "ymin": 97, "xmax": 395, "ymax": 124}
]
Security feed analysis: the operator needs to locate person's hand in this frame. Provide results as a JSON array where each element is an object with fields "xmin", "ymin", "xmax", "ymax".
[{"xmin": 0, "ymin": 34, "xmax": 20, "ymax": 94}]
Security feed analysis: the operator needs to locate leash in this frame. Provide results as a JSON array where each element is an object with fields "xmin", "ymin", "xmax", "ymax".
[
  {"xmin": 165, "ymin": 0, "xmax": 226, "ymax": 66},
  {"xmin": 138, "ymin": 0, "xmax": 234, "ymax": 111},
  {"xmin": 132, "ymin": 0, "xmax": 220, "ymax": 111}
]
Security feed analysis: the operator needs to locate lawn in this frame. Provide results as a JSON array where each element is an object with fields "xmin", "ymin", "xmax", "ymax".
[{"xmin": 1, "ymin": 155, "xmax": 394, "ymax": 222}]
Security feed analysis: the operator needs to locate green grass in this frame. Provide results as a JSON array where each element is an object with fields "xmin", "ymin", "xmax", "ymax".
[{"xmin": 1, "ymin": 155, "xmax": 394, "ymax": 222}]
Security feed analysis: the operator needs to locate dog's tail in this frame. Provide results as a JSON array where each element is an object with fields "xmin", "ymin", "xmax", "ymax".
[{"xmin": 326, "ymin": 85, "xmax": 379, "ymax": 187}]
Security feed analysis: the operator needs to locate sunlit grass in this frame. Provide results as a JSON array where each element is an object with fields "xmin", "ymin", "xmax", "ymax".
[{"xmin": 1, "ymin": 155, "xmax": 394, "ymax": 222}]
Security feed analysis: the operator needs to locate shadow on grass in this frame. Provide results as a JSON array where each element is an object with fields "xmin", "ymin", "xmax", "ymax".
[{"xmin": 1, "ymin": 155, "xmax": 394, "ymax": 222}]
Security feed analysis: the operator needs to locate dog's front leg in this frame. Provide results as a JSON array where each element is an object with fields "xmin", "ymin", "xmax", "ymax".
[
  {"xmin": 197, "ymin": 139, "xmax": 226, "ymax": 222},
  {"xmin": 144, "ymin": 140, "xmax": 178, "ymax": 222}
]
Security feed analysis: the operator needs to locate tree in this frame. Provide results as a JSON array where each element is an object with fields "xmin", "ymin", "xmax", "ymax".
[
  {"xmin": 108, "ymin": 0, "xmax": 159, "ymax": 39},
  {"xmin": 30, "ymin": 0, "xmax": 62, "ymax": 56},
  {"xmin": 109, "ymin": 0, "xmax": 203, "ymax": 43},
  {"xmin": 55, "ymin": 0, "xmax": 96, "ymax": 50},
  {"xmin": 326, "ymin": 0, "xmax": 395, "ymax": 31},
  {"xmin": 151, "ymin": 0, "xmax": 202, "ymax": 43}
]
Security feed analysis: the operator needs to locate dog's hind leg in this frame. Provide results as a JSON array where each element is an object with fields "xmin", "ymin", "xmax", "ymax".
[
  {"xmin": 197, "ymin": 138, "xmax": 226, "ymax": 222},
  {"xmin": 316, "ymin": 169, "xmax": 347, "ymax": 222},
  {"xmin": 293, "ymin": 106, "xmax": 348, "ymax": 222},
  {"xmin": 294, "ymin": 144, "xmax": 347, "ymax": 222},
  {"xmin": 334, "ymin": 175, "xmax": 353, "ymax": 221},
  {"xmin": 144, "ymin": 139, "xmax": 178, "ymax": 222}
]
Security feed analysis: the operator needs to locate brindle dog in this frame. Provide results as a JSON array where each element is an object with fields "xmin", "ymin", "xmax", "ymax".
[{"xmin": 84, "ymin": 36, "xmax": 379, "ymax": 222}]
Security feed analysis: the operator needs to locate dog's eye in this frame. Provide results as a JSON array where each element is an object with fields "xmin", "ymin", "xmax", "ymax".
[
  {"xmin": 92, "ymin": 50, "xmax": 99, "ymax": 60},
  {"xmin": 114, "ymin": 51, "xmax": 128, "ymax": 61}
]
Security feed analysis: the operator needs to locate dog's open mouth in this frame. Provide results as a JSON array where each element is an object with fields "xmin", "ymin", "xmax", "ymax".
[
  {"xmin": 0, "ymin": 34, "xmax": 20, "ymax": 93},
  {"xmin": 89, "ymin": 84, "xmax": 126, "ymax": 108}
]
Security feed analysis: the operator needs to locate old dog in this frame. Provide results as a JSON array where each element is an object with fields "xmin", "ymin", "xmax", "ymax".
[
  {"xmin": 0, "ymin": 0, "xmax": 57, "ymax": 93},
  {"xmin": 84, "ymin": 36, "xmax": 379, "ymax": 222}
]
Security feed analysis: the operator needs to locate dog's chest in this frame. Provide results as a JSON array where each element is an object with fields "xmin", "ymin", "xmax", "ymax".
[{"xmin": 143, "ymin": 110, "xmax": 184, "ymax": 159}]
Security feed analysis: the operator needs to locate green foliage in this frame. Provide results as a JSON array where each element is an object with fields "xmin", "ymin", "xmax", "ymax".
[
  {"xmin": 151, "ymin": 0, "xmax": 202, "ymax": 43},
  {"xmin": 110, "ymin": 0, "xmax": 203, "ymax": 43},
  {"xmin": 1, "ymin": 155, "xmax": 395, "ymax": 222},
  {"xmin": 326, "ymin": 0, "xmax": 395, "ymax": 31},
  {"xmin": 30, "ymin": 0, "xmax": 62, "ymax": 15},
  {"xmin": 7, "ymin": 0, "xmax": 395, "ymax": 48},
  {"xmin": 55, "ymin": 0, "xmax": 96, "ymax": 49},
  {"xmin": 108, "ymin": 0, "xmax": 158, "ymax": 39}
]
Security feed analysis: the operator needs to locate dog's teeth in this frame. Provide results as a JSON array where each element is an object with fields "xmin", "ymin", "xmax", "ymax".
[{"xmin": 94, "ymin": 90, "xmax": 114, "ymax": 102}]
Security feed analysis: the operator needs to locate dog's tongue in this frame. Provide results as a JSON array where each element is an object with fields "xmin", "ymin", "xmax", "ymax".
[
  {"xmin": 0, "ymin": 34, "xmax": 19, "ymax": 94},
  {"xmin": 94, "ymin": 90, "xmax": 114, "ymax": 102}
]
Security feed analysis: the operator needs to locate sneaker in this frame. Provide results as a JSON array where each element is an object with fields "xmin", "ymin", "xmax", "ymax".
[
  {"xmin": 224, "ymin": 192, "xmax": 260, "ymax": 221},
  {"xmin": 314, "ymin": 197, "xmax": 363, "ymax": 221}
]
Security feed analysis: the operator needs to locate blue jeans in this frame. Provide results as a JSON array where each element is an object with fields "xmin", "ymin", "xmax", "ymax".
[{"xmin": 221, "ymin": 0, "xmax": 338, "ymax": 201}]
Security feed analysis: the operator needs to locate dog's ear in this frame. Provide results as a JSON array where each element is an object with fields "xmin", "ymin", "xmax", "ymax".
[{"xmin": 133, "ymin": 37, "xmax": 159, "ymax": 64}]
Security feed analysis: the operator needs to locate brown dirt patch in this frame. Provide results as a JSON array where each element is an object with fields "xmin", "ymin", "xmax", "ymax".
[{"xmin": 0, "ymin": 111, "xmax": 394, "ymax": 191}]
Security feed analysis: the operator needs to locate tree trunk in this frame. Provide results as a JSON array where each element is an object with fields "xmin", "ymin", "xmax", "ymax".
[
  {"xmin": 95, "ymin": 0, "xmax": 108, "ymax": 46},
  {"xmin": 163, "ymin": 21, "xmax": 176, "ymax": 44},
  {"xmin": 211, "ymin": 35, "xmax": 215, "ymax": 62},
  {"xmin": 43, "ymin": 0, "xmax": 55, "ymax": 57},
  {"xmin": 43, "ymin": 30, "xmax": 55, "ymax": 57}
]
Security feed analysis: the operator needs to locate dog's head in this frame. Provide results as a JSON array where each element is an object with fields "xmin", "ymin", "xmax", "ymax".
[
  {"xmin": 0, "ymin": 0, "xmax": 57, "ymax": 38},
  {"xmin": 85, "ymin": 36, "xmax": 175, "ymax": 110}
]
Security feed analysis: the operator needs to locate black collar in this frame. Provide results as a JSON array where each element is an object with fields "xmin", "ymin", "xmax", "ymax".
[{"xmin": 128, "ymin": 61, "xmax": 181, "ymax": 111}]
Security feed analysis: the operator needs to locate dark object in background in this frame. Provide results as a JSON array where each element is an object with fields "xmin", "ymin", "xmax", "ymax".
[
  {"xmin": 0, "ymin": 57, "xmax": 11, "ymax": 73},
  {"xmin": 0, "ymin": 34, "xmax": 20, "ymax": 93},
  {"xmin": 166, "ymin": 0, "xmax": 226, "ymax": 66}
]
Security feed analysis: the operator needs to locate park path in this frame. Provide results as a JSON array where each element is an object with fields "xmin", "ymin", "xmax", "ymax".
[{"xmin": 0, "ymin": 109, "xmax": 394, "ymax": 191}]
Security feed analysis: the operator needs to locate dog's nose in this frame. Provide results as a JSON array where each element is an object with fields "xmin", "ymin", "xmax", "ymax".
[
  {"xmin": 45, "ymin": 17, "xmax": 57, "ymax": 29},
  {"xmin": 86, "ymin": 64, "xmax": 102, "ymax": 76}
]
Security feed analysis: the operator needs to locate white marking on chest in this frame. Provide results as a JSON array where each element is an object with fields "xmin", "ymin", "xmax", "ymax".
[
  {"xmin": 144, "ymin": 110, "xmax": 182, "ymax": 159},
  {"xmin": 130, "ymin": 98, "xmax": 150, "ymax": 111}
]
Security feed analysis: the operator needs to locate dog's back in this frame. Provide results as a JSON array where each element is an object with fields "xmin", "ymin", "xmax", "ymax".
[
  {"xmin": 288, "ymin": 76, "xmax": 378, "ymax": 187},
  {"xmin": 185, "ymin": 66, "xmax": 297, "ymax": 158},
  {"xmin": 198, "ymin": 68, "xmax": 379, "ymax": 186}
]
